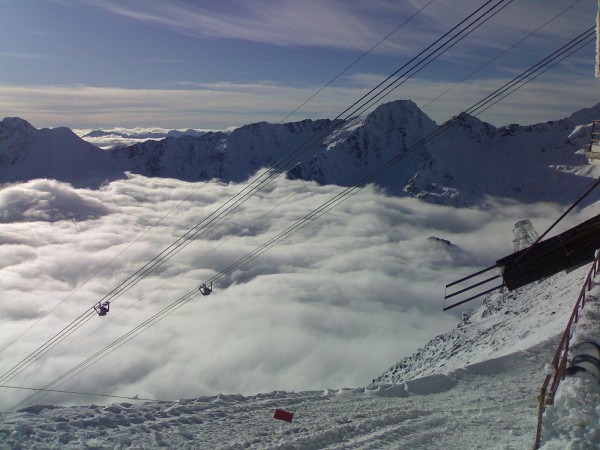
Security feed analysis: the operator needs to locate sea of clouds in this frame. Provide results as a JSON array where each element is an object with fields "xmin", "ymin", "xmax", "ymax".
[
  {"xmin": 0, "ymin": 173, "xmax": 590, "ymax": 410},
  {"xmin": 72, "ymin": 127, "xmax": 216, "ymax": 149}
]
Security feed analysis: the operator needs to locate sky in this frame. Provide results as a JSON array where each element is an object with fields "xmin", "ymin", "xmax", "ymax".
[
  {"xmin": 2, "ymin": 174, "xmax": 595, "ymax": 408},
  {"xmin": 0, "ymin": 0, "xmax": 598, "ymax": 130}
]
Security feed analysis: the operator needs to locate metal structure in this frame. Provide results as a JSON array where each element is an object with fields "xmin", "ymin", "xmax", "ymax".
[
  {"xmin": 443, "ymin": 265, "xmax": 504, "ymax": 311},
  {"xmin": 590, "ymin": 120, "xmax": 600, "ymax": 151},
  {"xmin": 498, "ymin": 213, "xmax": 600, "ymax": 290},
  {"xmin": 596, "ymin": 1, "xmax": 599, "ymax": 78},
  {"xmin": 512, "ymin": 219, "xmax": 539, "ymax": 252},
  {"xmin": 444, "ymin": 212, "xmax": 600, "ymax": 311},
  {"xmin": 583, "ymin": 120, "xmax": 600, "ymax": 162}
]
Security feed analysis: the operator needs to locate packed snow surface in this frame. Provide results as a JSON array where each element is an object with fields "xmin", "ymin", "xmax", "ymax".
[
  {"xmin": 1, "ymin": 264, "xmax": 599, "ymax": 449},
  {"xmin": 375, "ymin": 266, "xmax": 594, "ymax": 386},
  {"xmin": 0, "ymin": 360, "xmax": 543, "ymax": 449}
]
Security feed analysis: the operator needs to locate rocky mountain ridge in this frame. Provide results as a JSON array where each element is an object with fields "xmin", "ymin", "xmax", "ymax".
[{"xmin": 2, "ymin": 100, "xmax": 600, "ymax": 205}]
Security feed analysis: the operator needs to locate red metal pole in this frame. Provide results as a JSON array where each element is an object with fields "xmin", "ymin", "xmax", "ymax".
[{"xmin": 534, "ymin": 375, "xmax": 551, "ymax": 449}]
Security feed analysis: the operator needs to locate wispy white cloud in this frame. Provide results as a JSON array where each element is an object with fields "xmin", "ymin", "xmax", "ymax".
[
  {"xmin": 70, "ymin": 127, "xmax": 213, "ymax": 149},
  {"xmin": 73, "ymin": 0, "xmax": 597, "ymax": 58},
  {"xmin": 0, "ymin": 179, "xmax": 112, "ymax": 223},
  {"xmin": 0, "ymin": 82, "xmax": 368, "ymax": 128},
  {"xmin": 2, "ymin": 1, "xmax": 596, "ymax": 130},
  {"xmin": 79, "ymin": 0, "xmax": 398, "ymax": 52},
  {"xmin": 0, "ymin": 65, "xmax": 597, "ymax": 130}
]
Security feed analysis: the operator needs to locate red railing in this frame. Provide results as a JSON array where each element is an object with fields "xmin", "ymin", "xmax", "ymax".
[{"xmin": 533, "ymin": 250, "xmax": 600, "ymax": 449}]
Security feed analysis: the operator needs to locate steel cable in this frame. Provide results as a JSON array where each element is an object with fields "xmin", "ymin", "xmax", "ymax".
[
  {"xmin": 2, "ymin": 0, "xmax": 512, "ymax": 390},
  {"xmin": 12, "ymin": 22, "xmax": 595, "ymax": 410}
]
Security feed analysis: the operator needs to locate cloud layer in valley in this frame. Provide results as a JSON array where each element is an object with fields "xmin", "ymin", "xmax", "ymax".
[{"xmin": 0, "ymin": 174, "xmax": 593, "ymax": 409}]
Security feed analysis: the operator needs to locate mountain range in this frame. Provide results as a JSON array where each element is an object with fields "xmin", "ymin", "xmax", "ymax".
[{"xmin": 2, "ymin": 100, "xmax": 600, "ymax": 206}]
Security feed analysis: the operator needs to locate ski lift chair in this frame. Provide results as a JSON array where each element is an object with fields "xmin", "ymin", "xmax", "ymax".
[
  {"xmin": 198, "ymin": 282, "xmax": 213, "ymax": 296},
  {"xmin": 94, "ymin": 300, "xmax": 110, "ymax": 317}
]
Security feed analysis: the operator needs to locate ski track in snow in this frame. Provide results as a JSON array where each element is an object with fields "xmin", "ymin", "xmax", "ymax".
[
  {"xmin": 0, "ymin": 355, "xmax": 542, "ymax": 449},
  {"xmin": 2, "ymin": 265, "xmax": 598, "ymax": 449}
]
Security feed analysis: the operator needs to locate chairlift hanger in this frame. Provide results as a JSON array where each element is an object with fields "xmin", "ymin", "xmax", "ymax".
[
  {"xmin": 94, "ymin": 301, "xmax": 110, "ymax": 317},
  {"xmin": 198, "ymin": 282, "xmax": 213, "ymax": 296}
]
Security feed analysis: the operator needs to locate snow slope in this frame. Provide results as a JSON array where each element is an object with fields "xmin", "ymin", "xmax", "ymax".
[
  {"xmin": 374, "ymin": 267, "xmax": 592, "ymax": 386},
  {"xmin": 0, "ymin": 262, "xmax": 597, "ymax": 449},
  {"xmin": 0, "ymin": 358, "xmax": 544, "ymax": 449},
  {"xmin": 0, "ymin": 118, "xmax": 122, "ymax": 188}
]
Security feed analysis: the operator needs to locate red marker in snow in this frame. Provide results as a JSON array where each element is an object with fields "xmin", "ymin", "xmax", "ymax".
[{"xmin": 273, "ymin": 408, "xmax": 294, "ymax": 422}]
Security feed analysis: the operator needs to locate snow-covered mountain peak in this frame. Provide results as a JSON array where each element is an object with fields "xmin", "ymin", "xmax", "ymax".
[
  {"xmin": 2, "ymin": 101, "xmax": 600, "ymax": 205},
  {"xmin": 442, "ymin": 112, "xmax": 499, "ymax": 144},
  {"xmin": 42, "ymin": 125, "xmax": 82, "ymax": 139},
  {"xmin": 565, "ymin": 101, "xmax": 600, "ymax": 126},
  {"xmin": 0, "ymin": 117, "xmax": 38, "ymax": 149},
  {"xmin": 0, "ymin": 117, "xmax": 92, "ymax": 147},
  {"xmin": 451, "ymin": 111, "xmax": 494, "ymax": 131},
  {"xmin": 0, "ymin": 117, "xmax": 123, "ymax": 187},
  {"xmin": 0, "ymin": 118, "xmax": 39, "ymax": 171},
  {"xmin": 365, "ymin": 98, "xmax": 422, "ymax": 117},
  {"xmin": 362, "ymin": 99, "xmax": 438, "ymax": 134},
  {"xmin": 232, "ymin": 117, "xmax": 332, "ymax": 138},
  {"xmin": 0, "ymin": 116, "xmax": 36, "ymax": 133}
]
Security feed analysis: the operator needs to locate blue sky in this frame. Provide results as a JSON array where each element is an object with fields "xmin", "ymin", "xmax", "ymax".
[{"xmin": 0, "ymin": 0, "xmax": 597, "ymax": 129}]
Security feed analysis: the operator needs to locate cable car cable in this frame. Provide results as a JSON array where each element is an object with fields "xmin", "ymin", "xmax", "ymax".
[
  {"xmin": 420, "ymin": 0, "xmax": 587, "ymax": 112},
  {"xmin": 0, "ymin": 384, "xmax": 178, "ymax": 406},
  {"xmin": 344, "ymin": 0, "xmax": 515, "ymax": 118},
  {"xmin": 278, "ymin": 0, "xmax": 438, "ymax": 124},
  {"xmin": 4, "ymin": 0, "xmax": 510, "ymax": 385},
  {"xmin": 4, "ymin": 0, "xmax": 564, "ymax": 404},
  {"xmin": 13, "ymin": 24, "xmax": 594, "ymax": 410},
  {"xmin": 0, "ymin": 0, "xmax": 435, "ymax": 362}
]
